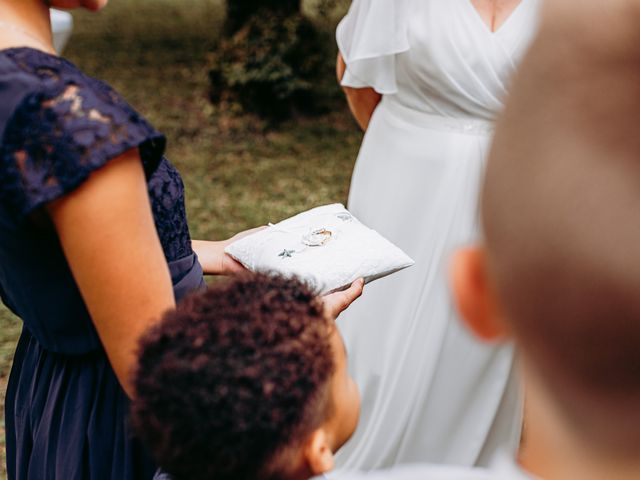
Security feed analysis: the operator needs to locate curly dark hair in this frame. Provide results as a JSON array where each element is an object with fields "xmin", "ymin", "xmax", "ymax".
[{"xmin": 131, "ymin": 274, "xmax": 335, "ymax": 480}]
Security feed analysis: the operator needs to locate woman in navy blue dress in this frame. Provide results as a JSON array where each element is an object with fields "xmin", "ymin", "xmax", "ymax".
[
  {"xmin": 0, "ymin": 0, "xmax": 249, "ymax": 478},
  {"xmin": 0, "ymin": 2, "xmax": 363, "ymax": 478}
]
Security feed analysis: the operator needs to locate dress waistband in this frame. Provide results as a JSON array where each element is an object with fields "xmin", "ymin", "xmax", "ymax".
[{"xmin": 380, "ymin": 96, "xmax": 495, "ymax": 136}]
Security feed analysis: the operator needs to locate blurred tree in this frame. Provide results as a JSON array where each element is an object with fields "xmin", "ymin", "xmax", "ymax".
[
  {"xmin": 315, "ymin": 0, "xmax": 341, "ymax": 20},
  {"xmin": 226, "ymin": 0, "xmax": 301, "ymax": 35},
  {"xmin": 209, "ymin": 0, "xmax": 341, "ymax": 120}
]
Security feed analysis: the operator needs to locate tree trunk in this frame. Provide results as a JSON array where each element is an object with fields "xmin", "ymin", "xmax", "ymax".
[{"xmin": 226, "ymin": 0, "xmax": 302, "ymax": 35}]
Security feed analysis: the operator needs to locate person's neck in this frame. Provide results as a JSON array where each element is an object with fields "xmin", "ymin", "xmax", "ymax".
[
  {"xmin": 520, "ymin": 364, "xmax": 640, "ymax": 480},
  {"xmin": 0, "ymin": 0, "xmax": 55, "ymax": 54}
]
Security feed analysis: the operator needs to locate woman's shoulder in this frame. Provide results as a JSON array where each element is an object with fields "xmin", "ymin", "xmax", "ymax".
[
  {"xmin": 0, "ymin": 47, "xmax": 148, "ymax": 128},
  {"xmin": 1, "ymin": 47, "xmax": 113, "ymax": 91},
  {"xmin": 0, "ymin": 48, "xmax": 166, "ymax": 224},
  {"xmin": 0, "ymin": 49, "xmax": 52, "ymax": 132}
]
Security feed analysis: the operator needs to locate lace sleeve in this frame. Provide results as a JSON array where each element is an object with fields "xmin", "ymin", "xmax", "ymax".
[{"xmin": 0, "ymin": 77, "xmax": 165, "ymax": 222}]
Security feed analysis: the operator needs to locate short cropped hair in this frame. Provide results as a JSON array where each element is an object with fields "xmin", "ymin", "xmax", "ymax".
[
  {"xmin": 131, "ymin": 274, "xmax": 335, "ymax": 480},
  {"xmin": 482, "ymin": 5, "xmax": 640, "ymax": 449}
]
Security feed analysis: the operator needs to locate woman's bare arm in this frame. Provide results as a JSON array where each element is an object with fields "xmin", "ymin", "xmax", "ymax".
[
  {"xmin": 191, "ymin": 227, "xmax": 265, "ymax": 275},
  {"xmin": 48, "ymin": 150, "xmax": 175, "ymax": 398},
  {"xmin": 337, "ymin": 52, "xmax": 382, "ymax": 131}
]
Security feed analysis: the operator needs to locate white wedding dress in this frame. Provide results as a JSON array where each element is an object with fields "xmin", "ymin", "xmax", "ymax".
[{"xmin": 335, "ymin": 0, "xmax": 541, "ymax": 470}]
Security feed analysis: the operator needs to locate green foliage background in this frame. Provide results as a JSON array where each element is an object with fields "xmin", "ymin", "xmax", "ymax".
[
  {"xmin": 210, "ymin": 0, "xmax": 346, "ymax": 119},
  {"xmin": 210, "ymin": 11, "xmax": 327, "ymax": 119}
]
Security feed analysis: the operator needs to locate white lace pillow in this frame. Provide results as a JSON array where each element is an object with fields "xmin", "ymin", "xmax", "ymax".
[{"xmin": 225, "ymin": 204, "xmax": 415, "ymax": 294}]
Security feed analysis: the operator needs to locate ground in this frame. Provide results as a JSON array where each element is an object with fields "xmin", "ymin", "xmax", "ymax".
[{"xmin": 0, "ymin": 0, "xmax": 359, "ymax": 476}]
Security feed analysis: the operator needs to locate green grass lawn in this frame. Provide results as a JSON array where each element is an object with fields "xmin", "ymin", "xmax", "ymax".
[
  {"xmin": 0, "ymin": 309, "xmax": 20, "ymax": 479},
  {"xmin": 0, "ymin": 1, "xmax": 359, "ymax": 476}
]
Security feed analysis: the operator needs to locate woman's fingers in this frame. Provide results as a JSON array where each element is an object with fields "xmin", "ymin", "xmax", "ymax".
[
  {"xmin": 323, "ymin": 278, "xmax": 365, "ymax": 320},
  {"xmin": 217, "ymin": 227, "xmax": 266, "ymax": 275}
]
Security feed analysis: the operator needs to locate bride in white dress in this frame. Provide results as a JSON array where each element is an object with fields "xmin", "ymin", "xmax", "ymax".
[{"xmin": 335, "ymin": 0, "xmax": 541, "ymax": 470}]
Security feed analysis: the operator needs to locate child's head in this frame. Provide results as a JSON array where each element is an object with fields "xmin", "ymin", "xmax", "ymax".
[
  {"xmin": 132, "ymin": 274, "xmax": 360, "ymax": 480},
  {"xmin": 45, "ymin": 0, "xmax": 109, "ymax": 11},
  {"xmin": 451, "ymin": 15, "xmax": 640, "ymax": 459}
]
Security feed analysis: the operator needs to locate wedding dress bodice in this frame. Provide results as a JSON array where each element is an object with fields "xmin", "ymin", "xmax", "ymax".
[{"xmin": 338, "ymin": 0, "xmax": 541, "ymax": 123}]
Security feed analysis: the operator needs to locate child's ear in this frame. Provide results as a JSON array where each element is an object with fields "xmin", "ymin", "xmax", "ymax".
[
  {"xmin": 451, "ymin": 247, "xmax": 510, "ymax": 341},
  {"xmin": 304, "ymin": 429, "xmax": 335, "ymax": 476}
]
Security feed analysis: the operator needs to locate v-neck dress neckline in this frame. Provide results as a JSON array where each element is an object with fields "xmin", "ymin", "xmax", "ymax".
[{"xmin": 463, "ymin": 0, "xmax": 527, "ymax": 36}]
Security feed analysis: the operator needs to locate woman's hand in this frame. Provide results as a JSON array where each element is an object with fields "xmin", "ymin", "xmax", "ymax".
[
  {"xmin": 192, "ymin": 227, "xmax": 265, "ymax": 276},
  {"xmin": 192, "ymin": 240, "xmax": 245, "ymax": 276},
  {"xmin": 323, "ymin": 278, "xmax": 365, "ymax": 320},
  {"xmin": 337, "ymin": 52, "xmax": 382, "ymax": 131}
]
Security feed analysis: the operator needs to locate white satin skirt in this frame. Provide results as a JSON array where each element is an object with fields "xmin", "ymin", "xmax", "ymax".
[{"xmin": 335, "ymin": 97, "xmax": 522, "ymax": 470}]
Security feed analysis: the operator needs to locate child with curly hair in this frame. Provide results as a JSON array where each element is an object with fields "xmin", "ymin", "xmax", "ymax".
[{"xmin": 132, "ymin": 274, "xmax": 361, "ymax": 480}]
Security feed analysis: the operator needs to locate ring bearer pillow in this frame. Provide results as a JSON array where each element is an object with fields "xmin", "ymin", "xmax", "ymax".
[
  {"xmin": 337, "ymin": 0, "xmax": 410, "ymax": 94},
  {"xmin": 225, "ymin": 204, "xmax": 415, "ymax": 295}
]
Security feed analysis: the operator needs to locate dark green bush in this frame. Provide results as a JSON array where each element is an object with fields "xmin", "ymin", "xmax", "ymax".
[
  {"xmin": 225, "ymin": 0, "xmax": 300, "ymax": 35},
  {"xmin": 209, "ymin": 4, "xmax": 338, "ymax": 120}
]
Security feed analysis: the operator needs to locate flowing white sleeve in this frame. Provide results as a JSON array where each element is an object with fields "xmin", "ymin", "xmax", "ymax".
[{"xmin": 336, "ymin": 0, "xmax": 410, "ymax": 94}]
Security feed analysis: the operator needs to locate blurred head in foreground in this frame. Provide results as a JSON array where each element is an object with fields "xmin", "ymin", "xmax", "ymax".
[
  {"xmin": 132, "ymin": 274, "xmax": 360, "ymax": 480},
  {"xmin": 452, "ymin": 1, "xmax": 640, "ymax": 477},
  {"xmin": 45, "ymin": 0, "xmax": 108, "ymax": 11}
]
